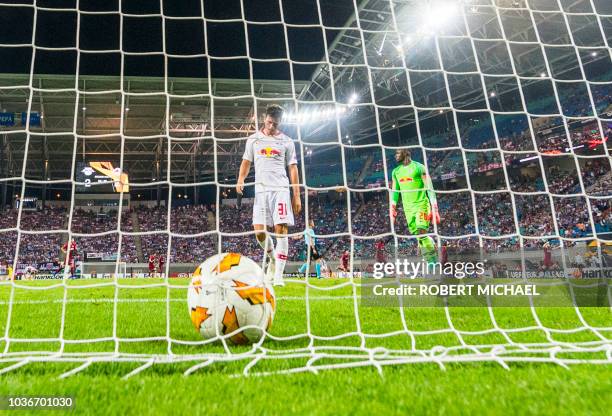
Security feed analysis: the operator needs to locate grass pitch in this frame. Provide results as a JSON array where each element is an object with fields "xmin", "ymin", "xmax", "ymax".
[{"xmin": 0, "ymin": 277, "xmax": 610, "ymax": 415}]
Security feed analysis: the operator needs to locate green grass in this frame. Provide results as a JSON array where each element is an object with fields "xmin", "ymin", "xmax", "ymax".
[{"xmin": 0, "ymin": 277, "xmax": 610, "ymax": 415}]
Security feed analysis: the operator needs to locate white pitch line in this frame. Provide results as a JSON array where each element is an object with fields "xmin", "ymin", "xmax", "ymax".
[{"xmin": 0, "ymin": 295, "xmax": 354, "ymax": 306}]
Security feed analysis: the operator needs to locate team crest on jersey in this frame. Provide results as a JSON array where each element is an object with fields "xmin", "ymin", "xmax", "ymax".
[{"xmin": 259, "ymin": 147, "xmax": 281, "ymax": 157}]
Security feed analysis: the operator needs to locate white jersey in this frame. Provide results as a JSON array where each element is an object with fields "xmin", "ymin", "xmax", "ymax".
[{"xmin": 242, "ymin": 130, "xmax": 297, "ymax": 193}]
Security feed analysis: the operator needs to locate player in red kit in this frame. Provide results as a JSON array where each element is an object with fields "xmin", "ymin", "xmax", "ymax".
[
  {"xmin": 338, "ymin": 250, "xmax": 350, "ymax": 273},
  {"xmin": 158, "ymin": 255, "xmax": 165, "ymax": 278},
  {"xmin": 543, "ymin": 242, "xmax": 553, "ymax": 270},
  {"xmin": 440, "ymin": 244, "xmax": 448, "ymax": 265},
  {"xmin": 375, "ymin": 240, "xmax": 386, "ymax": 263},
  {"xmin": 148, "ymin": 254, "xmax": 157, "ymax": 277},
  {"xmin": 61, "ymin": 240, "xmax": 78, "ymax": 278}
]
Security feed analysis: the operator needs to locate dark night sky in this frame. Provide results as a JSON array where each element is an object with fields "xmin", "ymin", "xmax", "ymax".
[
  {"xmin": 0, "ymin": 0, "xmax": 357, "ymax": 202},
  {"xmin": 0, "ymin": 0, "xmax": 355, "ymax": 80}
]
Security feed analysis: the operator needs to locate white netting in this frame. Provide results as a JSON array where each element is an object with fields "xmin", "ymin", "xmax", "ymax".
[{"xmin": 0, "ymin": 0, "xmax": 610, "ymax": 377}]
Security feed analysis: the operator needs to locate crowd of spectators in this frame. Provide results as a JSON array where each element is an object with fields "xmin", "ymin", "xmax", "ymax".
[
  {"xmin": 0, "ymin": 231, "xmax": 16, "ymax": 266},
  {"xmin": 171, "ymin": 236, "xmax": 218, "ymax": 263},
  {"xmin": 515, "ymin": 195, "xmax": 556, "ymax": 237},
  {"xmin": 71, "ymin": 208, "xmax": 117, "ymax": 233},
  {"xmin": 556, "ymin": 197, "xmax": 592, "ymax": 239},
  {"xmin": 581, "ymin": 159, "xmax": 611, "ymax": 196},
  {"xmin": 0, "ymin": 209, "xmax": 66, "ymax": 267},
  {"xmin": 546, "ymin": 165, "xmax": 581, "ymax": 195},
  {"xmin": 0, "ymin": 186, "xmax": 607, "ymax": 267},
  {"xmin": 476, "ymin": 193, "xmax": 516, "ymax": 237},
  {"xmin": 429, "ymin": 152, "xmax": 464, "ymax": 180},
  {"xmin": 500, "ymin": 133, "xmax": 534, "ymax": 152},
  {"xmin": 139, "ymin": 204, "xmax": 213, "ymax": 262},
  {"xmin": 508, "ymin": 170, "xmax": 545, "ymax": 192},
  {"xmin": 537, "ymin": 123, "xmax": 608, "ymax": 156},
  {"xmin": 15, "ymin": 233, "xmax": 63, "ymax": 266},
  {"xmin": 20, "ymin": 207, "xmax": 67, "ymax": 231},
  {"xmin": 468, "ymin": 152, "xmax": 503, "ymax": 175},
  {"xmin": 71, "ymin": 208, "xmax": 139, "ymax": 262},
  {"xmin": 133, "ymin": 205, "xmax": 167, "ymax": 232},
  {"xmin": 592, "ymin": 199, "xmax": 612, "ymax": 236},
  {"xmin": 560, "ymin": 89, "xmax": 597, "ymax": 118},
  {"xmin": 537, "ymin": 134, "xmax": 568, "ymax": 154},
  {"xmin": 0, "ymin": 146, "xmax": 608, "ymax": 268}
]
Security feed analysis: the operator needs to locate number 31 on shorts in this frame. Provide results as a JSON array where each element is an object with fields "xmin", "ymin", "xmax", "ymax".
[{"xmin": 278, "ymin": 202, "xmax": 287, "ymax": 217}]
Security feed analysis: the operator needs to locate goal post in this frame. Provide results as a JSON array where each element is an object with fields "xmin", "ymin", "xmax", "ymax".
[
  {"xmin": 80, "ymin": 262, "xmax": 128, "ymax": 279},
  {"xmin": 0, "ymin": 0, "xmax": 610, "ymax": 377}
]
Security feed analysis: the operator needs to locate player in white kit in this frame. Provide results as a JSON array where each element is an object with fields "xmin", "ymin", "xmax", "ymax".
[{"xmin": 236, "ymin": 105, "xmax": 302, "ymax": 286}]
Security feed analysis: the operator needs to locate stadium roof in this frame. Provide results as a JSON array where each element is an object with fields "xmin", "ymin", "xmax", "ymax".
[
  {"xmin": 0, "ymin": 0, "xmax": 609, "ymax": 185},
  {"xmin": 0, "ymin": 73, "xmax": 309, "ymax": 183}
]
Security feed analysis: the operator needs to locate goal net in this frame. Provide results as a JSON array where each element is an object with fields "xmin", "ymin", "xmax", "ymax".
[
  {"xmin": 81, "ymin": 262, "xmax": 128, "ymax": 279},
  {"xmin": 0, "ymin": 0, "xmax": 610, "ymax": 377}
]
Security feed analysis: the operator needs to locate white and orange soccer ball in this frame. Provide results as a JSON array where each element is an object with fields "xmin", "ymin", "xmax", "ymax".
[{"xmin": 187, "ymin": 253, "xmax": 276, "ymax": 345}]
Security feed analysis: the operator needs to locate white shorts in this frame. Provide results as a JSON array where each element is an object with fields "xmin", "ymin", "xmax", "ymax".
[{"xmin": 252, "ymin": 191, "xmax": 294, "ymax": 226}]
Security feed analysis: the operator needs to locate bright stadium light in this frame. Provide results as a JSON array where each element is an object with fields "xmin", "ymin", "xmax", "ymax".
[
  {"xmin": 422, "ymin": 1, "xmax": 459, "ymax": 30},
  {"xmin": 288, "ymin": 106, "xmax": 349, "ymax": 125},
  {"xmin": 348, "ymin": 93, "xmax": 358, "ymax": 104}
]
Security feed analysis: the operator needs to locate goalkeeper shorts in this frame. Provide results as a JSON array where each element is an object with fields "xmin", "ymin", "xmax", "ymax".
[
  {"xmin": 303, "ymin": 244, "xmax": 321, "ymax": 262},
  {"xmin": 404, "ymin": 201, "xmax": 431, "ymax": 235}
]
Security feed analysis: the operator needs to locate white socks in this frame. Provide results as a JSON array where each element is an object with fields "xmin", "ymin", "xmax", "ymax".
[
  {"xmin": 257, "ymin": 234, "xmax": 275, "ymax": 264},
  {"xmin": 273, "ymin": 236, "xmax": 288, "ymax": 286},
  {"xmin": 256, "ymin": 233, "xmax": 288, "ymax": 286}
]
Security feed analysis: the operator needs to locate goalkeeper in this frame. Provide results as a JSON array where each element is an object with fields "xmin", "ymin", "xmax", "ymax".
[{"xmin": 389, "ymin": 149, "xmax": 440, "ymax": 264}]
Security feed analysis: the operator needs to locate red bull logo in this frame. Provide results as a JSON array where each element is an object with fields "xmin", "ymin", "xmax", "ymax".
[
  {"xmin": 398, "ymin": 177, "xmax": 413, "ymax": 183},
  {"xmin": 259, "ymin": 147, "xmax": 281, "ymax": 157}
]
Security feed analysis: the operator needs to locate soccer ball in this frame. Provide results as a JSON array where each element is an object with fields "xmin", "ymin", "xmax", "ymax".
[{"xmin": 187, "ymin": 253, "xmax": 276, "ymax": 344}]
